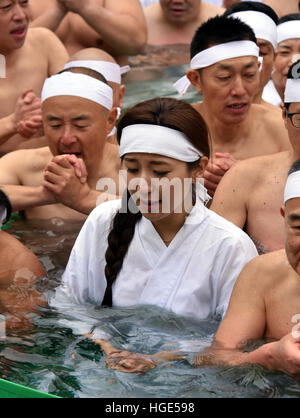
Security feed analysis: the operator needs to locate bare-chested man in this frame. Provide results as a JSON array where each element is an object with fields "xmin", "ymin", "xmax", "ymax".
[
  {"xmin": 175, "ymin": 15, "xmax": 290, "ymax": 196},
  {"xmin": 210, "ymin": 60, "xmax": 300, "ymax": 254},
  {"xmin": 144, "ymin": 0, "xmax": 224, "ymax": 46},
  {"xmin": 0, "ymin": 68, "xmax": 120, "ymax": 220},
  {"xmin": 30, "ymin": 0, "xmax": 147, "ymax": 67},
  {"xmin": 195, "ymin": 160, "xmax": 300, "ymax": 378},
  {"xmin": 0, "ymin": 0, "xmax": 69, "ymax": 154},
  {"xmin": 263, "ymin": 13, "xmax": 300, "ymax": 107},
  {"xmin": 224, "ymin": 1, "xmax": 280, "ymax": 111},
  {"xmin": 264, "ymin": 0, "xmax": 299, "ymax": 18}
]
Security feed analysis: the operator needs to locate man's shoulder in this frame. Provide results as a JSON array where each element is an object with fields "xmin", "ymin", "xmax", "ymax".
[
  {"xmin": 26, "ymin": 27, "xmax": 62, "ymax": 49},
  {"xmin": 201, "ymin": 1, "xmax": 225, "ymax": 19},
  {"xmin": 243, "ymin": 249, "xmax": 289, "ymax": 283}
]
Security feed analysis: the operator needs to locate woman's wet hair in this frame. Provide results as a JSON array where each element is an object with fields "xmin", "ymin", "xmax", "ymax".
[
  {"xmin": 224, "ymin": 1, "xmax": 278, "ymax": 24},
  {"xmin": 102, "ymin": 98, "xmax": 210, "ymax": 307},
  {"xmin": 190, "ymin": 15, "xmax": 256, "ymax": 60},
  {"xmin": 284, "ymin": 60, "xmax": 300, "ymax": 110}
]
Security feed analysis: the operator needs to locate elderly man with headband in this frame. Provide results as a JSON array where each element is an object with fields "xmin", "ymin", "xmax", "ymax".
[
  {"xmin": 0, "ymin": 68, "xmax": 121, "ymax": 220},
  {"xmin": 174, "ymin": 15, "xmax": 289, "ymax": 198},
  {"xmin": 224, "ymin": 1, "xmax": 280, "ymax": 110},
  {"xmin": 63, "ymin": 48, "xmax": 130, "ymax": 142},
  {"xmin": 50, "ymin": 97, "xmax": 258, "ymax": 374},
  {"xmin": 263, "ymin": 13, "xmax": 300, "ymax": 107},
  {"xmin": 211, "ymin": 59, "xmax": 300, "ymax": 254},
  {"xmin": 195, "ymin": 157, "xmax": 300, "ymax": 379}
]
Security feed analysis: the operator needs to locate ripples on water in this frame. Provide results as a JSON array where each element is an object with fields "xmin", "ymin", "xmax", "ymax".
[{"xmin": 1, "ymin": 70, "xmax": 300, "ymax": 397}]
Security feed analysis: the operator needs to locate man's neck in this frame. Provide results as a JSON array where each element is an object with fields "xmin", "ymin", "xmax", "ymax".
[{"xmin": 201, "ymin": 103, "xmax": 253, "ymax": 146}]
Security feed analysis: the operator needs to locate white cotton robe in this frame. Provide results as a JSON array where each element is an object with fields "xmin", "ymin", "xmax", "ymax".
[{"xmin": 52, "ymin": 197, "xmax": 258, "ymax": 329}]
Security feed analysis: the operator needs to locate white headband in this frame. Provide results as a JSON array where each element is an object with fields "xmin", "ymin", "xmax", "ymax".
[
  {"xmin": 174, "ymin": 40, "xmax": 259, "ymax": 96},
  {"xmin": 284, "ymin": 171, "xmax": 300, "ymax": 203},
  {"xmin": 284, "ymin": 78, "xmax": 300, "ymax": 103},
  {"xmin": 119, "ymin": 124, "xmax": 204, "ymax": 162},
  {"xmin": 231, "ymin": 11, "xmax": 277, "ymax": 51},
  {"xmin": 63, "ymin": 60, "xmax": 130, "ymax": 84},
  {"xmin": 41, "ymin": 72, "xmax": 113, "ymax": 110},
  {"xmin": 277, "ymin": 21, "xmax": 300, "ymax": 44}
]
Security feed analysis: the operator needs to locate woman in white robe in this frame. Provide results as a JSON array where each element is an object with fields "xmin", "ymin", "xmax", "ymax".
[{"xmin": 52, "ymin": 98, "xmax": 258, "ymax": 373}]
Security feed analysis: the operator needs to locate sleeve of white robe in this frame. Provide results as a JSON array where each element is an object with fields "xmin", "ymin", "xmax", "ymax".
[
  {"xmin": 212, "ymin": 232, "xmax": 258, "ymax": 320},
  {"xmin": 50, "ymin": 200, "xmax": 122, "ymax": 340}
]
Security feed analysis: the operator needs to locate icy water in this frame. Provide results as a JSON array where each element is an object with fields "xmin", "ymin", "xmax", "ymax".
[
  {"xmin": 1, "ymin": 67, "xmax": 300, "ymax": 398},
  {"xmin": 1, "ymin": 218, "xmax": 300, "ymax": 398}
]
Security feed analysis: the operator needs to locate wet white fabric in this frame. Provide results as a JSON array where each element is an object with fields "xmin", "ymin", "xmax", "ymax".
[
  {"xmin": 64, "ymin": 60, "xmax": 130, "ymax": 84},
  {"xmin": 51, "ymin": 198, "xmax": 258, "ymax": 339},
  {"xmin": 284, "ymin": 171, "xmax": 300, "ymax": 204},
  {"xmin": 262, "ymin": 79, "xmax": 282, "ymax": 107},
  {"xmin": 284, "ymin": 79, "xmax": 300, "ymax": 103},
  {"xmin": 230, "ymin": 11, "xmax": 277, "ymax": 51},
  {"xmin": 41, "ymin": 72, "xmax": 113, "ymax": 110},
  {"xmin": 174, "ymin": 41, "xmax": 259, "ymax": 95},
  {"xmin": 119, "ymin": 124, "xmax": 203, "ymax": 162},
  {"xmin": 277, "ymin": 21, "xmax": 300, "ymax": 44}
]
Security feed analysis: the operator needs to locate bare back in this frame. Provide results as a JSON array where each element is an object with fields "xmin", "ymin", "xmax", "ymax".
[{"xmin": 211, "ymin": 151, "xmax": 292, "ymax": 253}]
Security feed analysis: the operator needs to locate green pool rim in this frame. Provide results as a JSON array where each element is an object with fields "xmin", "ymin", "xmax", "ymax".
[{"xmin": 0, "ymin": 378, "xmax": 60, "ymax": 398}]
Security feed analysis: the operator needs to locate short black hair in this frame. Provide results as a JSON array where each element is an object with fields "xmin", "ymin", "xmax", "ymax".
[
  {"xmin": 224, "ymin": 1, "xmax": 278, "ymax": 24},
  {"xmin": 0, "ymin": 190, "xmax": 12, "ymax": 224},
  {"xmin": 191, "ymin": 15, "xmax": 256, "ymax": 59},
  {"xmin": 284, "ymin": 60, "xmax": 300, "ymax": 110},
  {"xmin": 278, "ymin": 13, "xmax": 300, "ymax": 26},
  {"xmin": 288, "ymin": 158, "xmax": 300, "ymax": 176},
  {"xmin": 58, "ymin": 67, "xmax": 108, "ymax": 84}
]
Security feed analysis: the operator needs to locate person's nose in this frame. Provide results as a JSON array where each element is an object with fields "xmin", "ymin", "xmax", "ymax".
[
  {"xmin": 12, "ymin": 4, "xmax": 26, "ymax": 21},
  {"xmin": 230, "ymin": 76, "xmax": 247, "ymax": 97},
  {"xmin": 60, "ymin": 126, "xmax": 77, "ymax": 147}
]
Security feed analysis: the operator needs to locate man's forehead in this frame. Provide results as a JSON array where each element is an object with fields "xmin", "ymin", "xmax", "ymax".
[
  {"xmin": 288, "ymin": 102, "xmax": 300, "ymax": 112},
  {"xmin": 286, "ymin": 198, "xmax": 300, "ymax": 216},
  {"xmin": 43, "ymin": 95, "xmax": 106, "ymax": 113},
  {"xmin": 209, "ymin": 56, "xmax": 258, "ymax": 71}
]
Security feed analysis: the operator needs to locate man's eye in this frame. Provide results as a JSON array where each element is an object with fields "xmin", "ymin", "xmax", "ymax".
[{"xmin": 127, "ymin": 168, "xmax": 138, "ymax": 173}]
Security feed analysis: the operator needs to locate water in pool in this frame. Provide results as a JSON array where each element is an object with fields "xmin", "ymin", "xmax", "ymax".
[{"xmin": 1, "ymin": 68, "xmax": 300, "ymax": 398}]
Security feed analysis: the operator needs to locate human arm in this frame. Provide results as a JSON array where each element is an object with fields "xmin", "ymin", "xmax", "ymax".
[
  {"xmin": 203, "ymin": 153, "xmax": 237, "ymax": 198},
  {"xmin": 60, "ymin": 0, "xmax": 147, "ymax": 56},
  {"xmin": 0, "ymin": 90, "xmax": 43, "ymax": 145},
  {"xmin": 210, "ymin": 160, "xmax": 250, "ymax": 230},
  {"xmin": 30, "ymin": 0, "xmax": 68, "ymax": 32},
  {"xmin": 43, "ymin": 155, "xmax": 118, "ymax": 215},
  {"xmin": 0, "ymin": 231, "xmax": 46, "ymax": 330}
]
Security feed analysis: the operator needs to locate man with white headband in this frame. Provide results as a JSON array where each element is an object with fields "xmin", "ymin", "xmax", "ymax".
[
  {"xmin": 63, "ymin": 48, "xmax": 128, "ymax": 143},
  {"xmin": 263, "ymin": 13, "xmax": 300, "ymax": 107},
  {"xmin": 211, "ymin": 59, "xmax": 300, "ymax": 254},
  {"xmin": 0, "ymin": 68, "xmax": 121, "ymax": 219},
  {"xmin": 195, "ymin": 158, "xmax": 300, "ymax": 378},
  {"xmin": 175, "ymin": 15, "xmax": 289, "ymax": 197},
  {"xmin": 224, "ymin": 1, "xmax": 280, "ymax": 109},
  {"xmin": 50, "ymin": 97, "xmax": 258, "ymax": 374},
  {"xmin": 0, "ymin": 189, "xmax": 46, "ymax": 331},
  {"xmin": 29, "ymin": 0, "xmax": 147, "ymax": 66},
  {"xmin": 0, "ymin": 0, "xmax": 68, "ymax": 154}
]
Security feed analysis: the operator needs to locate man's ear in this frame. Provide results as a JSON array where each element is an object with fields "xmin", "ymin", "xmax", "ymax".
[
  {"xmin": 280, "ymin": 205, "xmax": 285, "ymax": 218},
  {"xmin": 187, "ymin": 69, "xmax": 203, "ymax": 94},
  {"xmin": 119, "ymin": 85, "xmax": 126, "ymax": 109},
  {"xmin": 106, "ymin": 108, "xmax": 118, "ymax": 135},
  {"xmin": 192, "ymin": 157, "xmax": 209, "ymax": 182}
]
